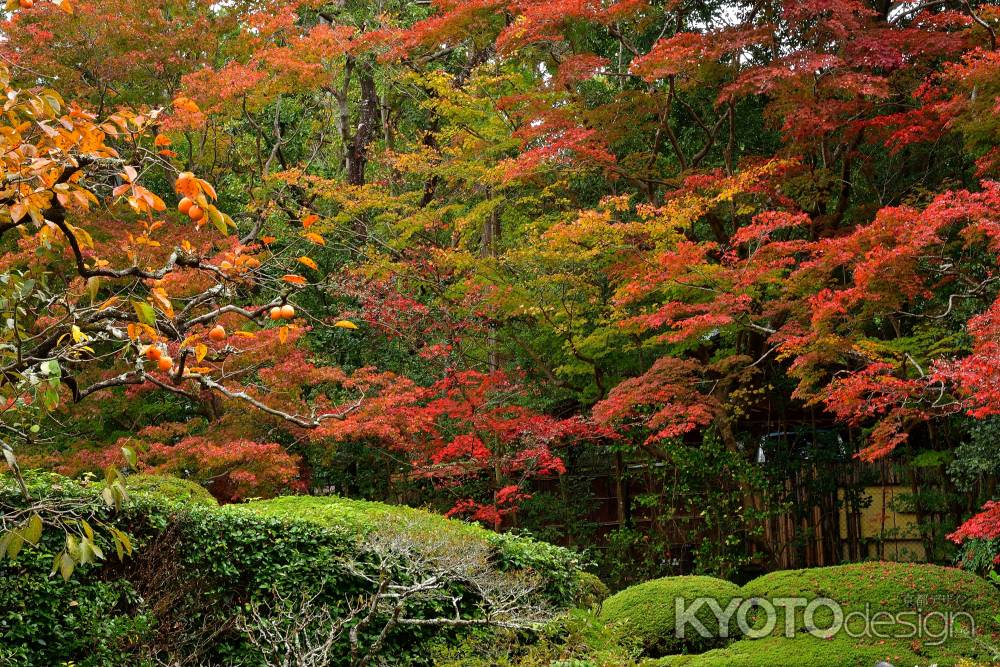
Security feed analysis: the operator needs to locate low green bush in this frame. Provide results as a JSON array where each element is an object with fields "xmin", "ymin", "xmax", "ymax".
[
  {"xmin": 741, "ymin": 561, "xmax": 1000, "ymax": 619},
  {"xmin": 574, "ymin": 571, "xmax": 611, "ymax": 609},
  {"xmin": 238, "ymin": 495, "xmax": 583, "ymax": 604},
  {"xmin": 0, "ymin": 562, "xmax": 152, "ymax": 667},
  {"xmin": 600, "ymin": 575, "xmax": 742, "ymax": 657},
  {"xmin": 596, "ymin": 562, "xmax": 1000, "ymax": 666}
]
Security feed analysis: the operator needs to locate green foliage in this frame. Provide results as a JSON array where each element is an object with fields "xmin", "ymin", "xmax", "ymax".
[
  {"xmin": 599, "ymin": 433, "xmax": 773, "ymax": 589},
  {"xmin": 164, "ymin": 499, "xmax": 577, "ymax": 664},
  {"xmin": 0, "ymin": 469, "xmax": 131, "ymax": 583},
  {"xmin": 525, "ymin": 609, "xmax": 643, "ymax": 667},
  {"xmin": 428, "ymin": 608, "xmax": 641, "ymax": 667},
  {"xmin": 514, "ymin": 466, "xmax": 602, "ymax": 551},
  {"xmin": 242, "ymin": 495, "xmax": 582, "ymax": 605},
  {"xmin": 242, "ymin": 493, "xmax": 471, "ymax": 532},
  {"xmin": 600, "ymin": 575, "xmax": 742, "ymax": 657},
  {"xmin": 951, "ymin": 418, "xmax": 1000, "ymax": 491},
  {"xmin": 741, "ymin": 562, "xmax": 1000, "ymax": 627},
  {"xmin": 957, "ymin": 538, "xmax": 1000, "ymax": 575},
  {"xmin": 429, "ymin": 564, "xmax": 1000, "ymax": 666},
  {"xmin": 0, "ymin": 569, "xmax": 153, "ymax": 667},
  {"xmin": 590, "ymin": 564, "xmax": 1000, "ymax": 665}
]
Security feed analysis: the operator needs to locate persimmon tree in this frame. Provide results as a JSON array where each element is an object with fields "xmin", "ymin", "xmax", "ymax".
[{"xmin": 0, "ymin": 54, "xmax": 366, "ymax": 572}]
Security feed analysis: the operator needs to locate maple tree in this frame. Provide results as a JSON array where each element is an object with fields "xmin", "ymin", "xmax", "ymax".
[{"xmin": 357, "ymin": 0, "xmax": 1000, "ymax": 548}]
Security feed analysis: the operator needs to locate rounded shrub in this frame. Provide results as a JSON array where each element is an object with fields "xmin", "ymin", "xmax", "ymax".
[
  {"xmin": 241, "ymin": 495, "xmax": 583, "ymax": 605},
  {"xmin": 600, "ymin": 575, "xmax": 741, "ymax": 657}
]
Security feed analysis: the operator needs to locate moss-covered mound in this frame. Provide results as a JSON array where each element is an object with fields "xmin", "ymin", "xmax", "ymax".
[
  {"xmin": 600, "ymin": 575, "xmax": 742, "ymax": 656},
  {"xmin": 0, "ymin": 474, "xmax": 580, "ymax": 667},
  {"xmin": 651, "ymin": 562, "xmax": 1000, "ymax": 667},
  {"xmin": 741, "ymin": 561, "xmax": 999, "ymax": 621},
  {"xmin": 647, "ymin": 632, "xmax": 930, "ymax": 667},
  {"xmin": 741, "ymin": 562, "xmax": 999, "ymax": 648}
]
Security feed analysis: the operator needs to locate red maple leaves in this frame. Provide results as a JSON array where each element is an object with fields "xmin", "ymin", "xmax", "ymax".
[
  {"xmin": 948, "ymin": 501, "xmax": 1000, "ymax": 544},
  {"xmin": 593, "ymin": 358, "xmax": 717, "ymax": 444},
  {"xmin": 306, "ymin": 368, "xmax": 601, "ymax": 525}
]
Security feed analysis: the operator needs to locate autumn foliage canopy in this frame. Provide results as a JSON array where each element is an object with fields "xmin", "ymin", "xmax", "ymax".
[{"xmin": 3, "ymin": 0, "xmax": 1000, "ymax": 550}]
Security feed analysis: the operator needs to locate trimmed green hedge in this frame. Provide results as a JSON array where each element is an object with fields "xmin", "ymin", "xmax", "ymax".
[
  {"xmin": 600, "ymin": 575, "xmax": 742, "ymax": 656},
  {"xmin": 0, "ymin": 473, "xmax": 581, "ymax": 666},
  {"xmin": 0, "ymin": 567, "xmax": 152, "ymax": 667},
  {"xmin": 121, "ymin": 473, "xmax": 217, "ymax": 506},
  {"xmin": 234, "ymin": 495, "xmax": 582, "ymax": 604}
]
